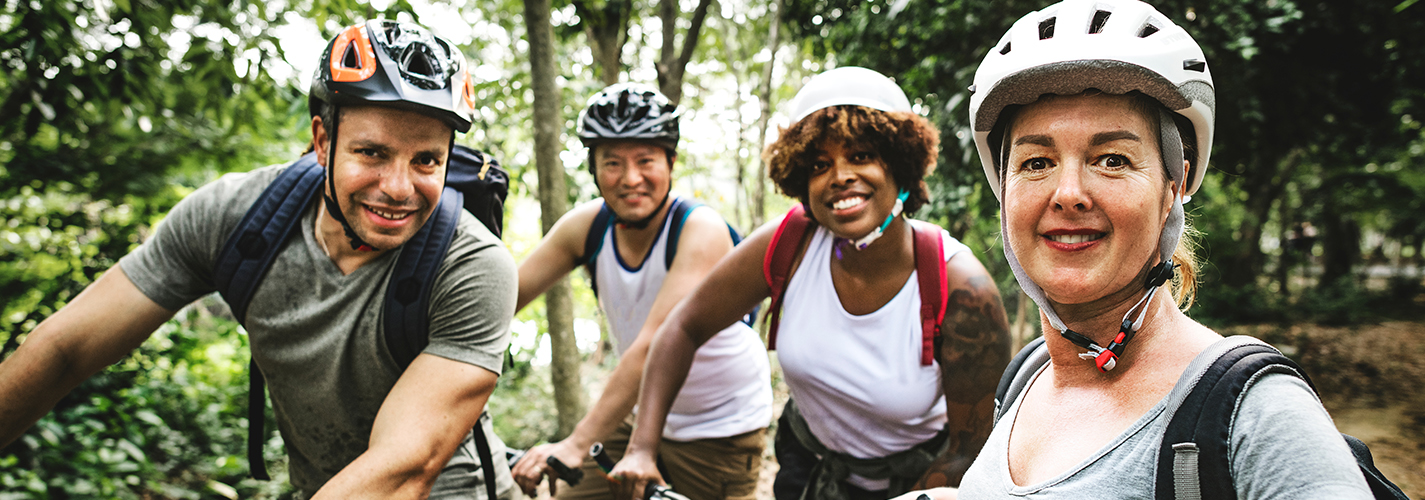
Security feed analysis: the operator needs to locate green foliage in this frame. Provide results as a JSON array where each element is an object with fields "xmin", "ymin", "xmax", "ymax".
[
  {"xmin": 0, "ymin": 0, "xmax": 311, "ymax": 200},
  {"xmin": 1, "ymin": 302, "xmax": 293, "ymax": 499},
  {"xmin": 0, "ymin": 180, "xmax": 184, "ymax": 355}
]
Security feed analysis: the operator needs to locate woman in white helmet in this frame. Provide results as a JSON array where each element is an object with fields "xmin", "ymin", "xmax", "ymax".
[
  {"xmin": 606, "ymin": 66, "xmax": 1012, "ymax": 500},
  {"xmin": 902, "ymin": 0, "xmax": 1373, "ymax": 498}
]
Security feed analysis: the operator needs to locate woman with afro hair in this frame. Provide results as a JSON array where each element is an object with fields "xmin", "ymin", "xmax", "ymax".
[{"xmin": 607, "ymin": 67, "xmax": 1011, "ymax": 500}]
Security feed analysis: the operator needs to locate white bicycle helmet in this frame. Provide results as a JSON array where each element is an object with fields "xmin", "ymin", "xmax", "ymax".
[
  {"xmin": 969, "ymin": 0, "xmax": 1215, "ymax": 201},
  {"xmin": 788, "ymin": 66, "xmax": 913, "ymax": 122},
  {"xmin": 969, "ymin": 0, "xmax": 1214, "ymax": 373}
]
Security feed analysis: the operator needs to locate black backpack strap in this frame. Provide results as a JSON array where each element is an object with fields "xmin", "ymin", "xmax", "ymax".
[
  {"xmin": 1158, "ymin": 339, "xmax": 1410, "ymax": 500},
  {"xmin": 579, "ymin": 201, "xmax": 615, "ymax": 297},
  {"xmin": 213, "ymin": 154, "xmax": 324, "ymax": 481},
  {"xmin": 1343, "ymin": 434, "xmax": 1411, "ymax": 500},
  {"xmin": 1158, "ymin": 343, "xmax": 1302, "ymax": 500},
  {"xmin": 472, "ymin": 411, "xmax": 498, "ymax": 500},
  {"xmin": 993, "ymin": 336, "xmax": 1048, "ymax": 425},
  {"xmin": 383, "ymin": 186, "xmax": 464, "ymax": 369}
]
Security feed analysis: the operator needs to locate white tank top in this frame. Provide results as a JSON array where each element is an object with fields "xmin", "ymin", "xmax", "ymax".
[
  {"xmin": 593, "ymin": 198, "xmax": 772, "ymax": 441},
  {"xmin": 776, "ymin": 224, "xmax": 968, "ymax": 490}
]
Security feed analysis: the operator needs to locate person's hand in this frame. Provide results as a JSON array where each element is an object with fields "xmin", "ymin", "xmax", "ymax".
[
  {"xmin": 888, "ymin": 487, "xmax": 958, "ymax": 500},
  {"xmin": 608, "ymin": 448, "xmax": 663, "ymax": 500},
  {"xmin": 510, "ymin": 440, "xmax": 588, "ymax": 497}
]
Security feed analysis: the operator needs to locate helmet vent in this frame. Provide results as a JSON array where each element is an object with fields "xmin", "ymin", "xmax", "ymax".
[
  {"xmin": 1183, "ymin": 59, "xmax": 1207, "ymax": 72},
  {"xmin": 1000, "ymin": 42, "xmax": 1012, "ymax": 55},
  {"xmin": 1137, "ymin": 22, "xmax": 1160, "ymax": 38},
  {"xmin": 1038, "ymin": 17, "xmax": 1056, "ymax": 39},
  {"xmin": 1089, "ymin": 10, "xmax": 1111, "ymax": 34},
  {"xmin": 342, "ymin": 40, "xmax": 362, "ymax": 69}
]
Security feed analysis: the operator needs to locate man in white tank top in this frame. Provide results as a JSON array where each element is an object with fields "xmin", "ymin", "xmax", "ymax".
[{"xmin": 511, "ymin": 83, "xmax": 772, "ymax": 500}]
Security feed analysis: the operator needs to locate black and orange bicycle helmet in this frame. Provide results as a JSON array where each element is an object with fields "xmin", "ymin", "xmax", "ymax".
[{"xmin": 309, "ymin": 19, "xmax": 475, "ymax": 132}]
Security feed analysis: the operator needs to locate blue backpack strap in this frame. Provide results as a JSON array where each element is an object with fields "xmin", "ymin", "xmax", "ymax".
[
  {"xmin": 214, "ymin": 154, "xmax": 325, "ymax": 322},
  {"xmin": 579, "ymin": 201, "xmax": 616, "ymax": 296},
  {"xmin": 663, "ymin": 197, "xmax": 693, "ymax": 269},
  {"xmin": 382, "ymin": 186, "xmax": 463, "ymax": 369},
  {"xmin": 663, "ymin": 198, "xmax": 758, "ymax": 326},
  {"xmin": 213, "ymin": 154, "xmax": 324, "ymax": 481}
]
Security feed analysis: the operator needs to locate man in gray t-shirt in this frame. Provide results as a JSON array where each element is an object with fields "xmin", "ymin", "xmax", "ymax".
[{"xmin": 0, "ymin": 20, "xmax": 518, "ymax": 499}]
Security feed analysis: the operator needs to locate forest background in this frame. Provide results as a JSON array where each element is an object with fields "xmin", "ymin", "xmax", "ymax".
[{"xmin": 2, "ymin": 0, "xmax": 1424, "ymax": 497}]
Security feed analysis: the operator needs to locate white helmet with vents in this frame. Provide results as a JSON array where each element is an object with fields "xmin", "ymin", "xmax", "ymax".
[
  {"xmin": 789, "ymin": 66, "xmax": 912, "ymax": 123},
  {"xmin": 969, "ymin": 0, "xmax": 1215, "ymax": 200}
]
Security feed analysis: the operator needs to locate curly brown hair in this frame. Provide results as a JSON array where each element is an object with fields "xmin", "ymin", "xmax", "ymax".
[{"xmin": 763, "ymin": 106, "xmax": 940, "ymax": 215}]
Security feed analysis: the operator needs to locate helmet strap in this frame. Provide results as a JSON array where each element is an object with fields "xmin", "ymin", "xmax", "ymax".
[
  {"xmin": 614, "ymin": 189, "xmax": 671, "ymax": 230},
  {"xmin": 834, "ymin": 189, "xmax": 909, "ymax": 258},
  {"xmin": 1001, "ymin": 109, "xmax": 1187, "ymax": 373},
  {"xmin": 321, "ymin": 104, "xmax": 380, "ymax": 252}
]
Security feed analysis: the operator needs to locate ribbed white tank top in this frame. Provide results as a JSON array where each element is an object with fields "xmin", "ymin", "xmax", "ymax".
[{"xmin": 593, "ymin": 199, "xmax": 772, "ymax": 440}]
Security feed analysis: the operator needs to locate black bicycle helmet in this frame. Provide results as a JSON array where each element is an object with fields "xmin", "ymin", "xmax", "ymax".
[
  {"xmin": 577, "ymin": 83, "xmax": 680, "ymax": 163},
  {"xmin": 308, "ymin": 20, "xmax": 475, "ymax": 252},
  {"xmin": 309, "ymin": 19, "xmax": 475, "ymax": 133}
]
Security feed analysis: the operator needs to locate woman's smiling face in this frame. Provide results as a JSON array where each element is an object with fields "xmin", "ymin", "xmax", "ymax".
[
  {"xmin": 805, "ymin": 139, "xmax": 901, "ymax": 240},
  {"xmin": 1002, "ymin": 93, "xmax": 1176, "ymax": 305}
]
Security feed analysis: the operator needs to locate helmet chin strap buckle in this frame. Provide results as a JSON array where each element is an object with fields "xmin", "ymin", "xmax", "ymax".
[
  {"xmin": 1145, "ymin": 260, "xmax": 1178, "ymax": 287},
  {"xmin": 845, "ymin": 190, "xmax": 909, "ymax": 253}
]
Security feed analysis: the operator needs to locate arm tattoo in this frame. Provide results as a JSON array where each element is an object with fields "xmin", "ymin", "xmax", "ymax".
[{"xmin": 915, "ymin": 273, "xmax": 1012, "ymax": 488}]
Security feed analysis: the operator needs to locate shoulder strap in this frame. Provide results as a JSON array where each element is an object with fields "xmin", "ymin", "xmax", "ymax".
[
  {"xmin": 910, "ymin": 222, "xmax": 947, "ymax": 366},
  {"xmin": 1155, "ymin": 342, "xmax": 1281, "ymax": 500},
  {"xmin": 1157, "ymin": 342, "xmax": 1409, "ymax": 500},
  {"xmin": 763, "ymin": 204, "xmax": 813, "ymax": 350},
  {"xmin": 665, "ymin": 197, "xmax": 745, "ymax": 268},
  {"xmin": 664, "ymin": 197, "xmax": 695, "ymax": 269},
  {"xmin": 214, "ymin": 154, "xmax": 325, "ymax": 323},
  {"xmin": 472, "ymin": 412, "xmax": 498, "ymax": 500},
  {"xmin": 382, "ymin": 185, "xmax": 464, "ymax": 369},
  {"xmin": 993, "ymin": 336, "xmax": 1049, "ymax": 425},
  {"xmin": 579, "ymin": 201, "xmax": 616, "ymax": 297},
  {"xmin": 213, "ymin": 154, "xmax": 323, "ymax": 481}
]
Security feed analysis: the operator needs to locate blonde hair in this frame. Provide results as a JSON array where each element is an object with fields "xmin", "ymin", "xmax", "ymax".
[{"xmin": 1170, "ymin": 218, "xmax": 1200, "ymax": 311}]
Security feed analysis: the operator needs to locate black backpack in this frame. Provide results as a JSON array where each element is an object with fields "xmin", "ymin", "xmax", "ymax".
[
  {"xmin": 994, "ymin": 336, "xmax": 1409, "ymax": 500},
  {"xmin": 212, "ymin": 146, "xmax": 509, "ymax": 498}
]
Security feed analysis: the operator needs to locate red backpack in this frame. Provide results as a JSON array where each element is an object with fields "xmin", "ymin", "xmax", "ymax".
[{"xmin": 762, "ymin": 204, "xmax": 949, "ymax": 365}]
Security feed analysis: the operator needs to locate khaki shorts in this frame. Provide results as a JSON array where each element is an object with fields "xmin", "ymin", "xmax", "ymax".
[{"xmin": 555, "ymin": 419, "xmax": 765, "ymax": 500}]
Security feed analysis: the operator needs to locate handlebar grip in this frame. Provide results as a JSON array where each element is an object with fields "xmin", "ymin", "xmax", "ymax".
[
  {"xmin": 546, "ymin": 455, "xmax": 584, "ymax": 486},
  {"xmin": 644, "ymin": 484, "xmax": 690, "ymax": 500},
  {"xmin": 589, "ymin": 442, "xmax": 617, "ymax": 473}
]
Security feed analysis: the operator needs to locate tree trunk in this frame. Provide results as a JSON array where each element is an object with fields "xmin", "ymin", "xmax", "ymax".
[
  {"xmin": 524, "ymin": 0, "xmax": 585, "ymax": 439},
  {"xmin": 1221, "ymin": 148, "xmax": 1303, "ymax": 289},
  {"xmin": 722, "ymin": 34, "xmax": 748, "ymax": 229},
  {"xmin": 751, "ymin": 0, "xmax": 782, "ymax": 228},
  {"xmin": 1319, "ymin": 188, "xmax": 1361, "ymax": 287},
  {"xmin": 572, "ymin": 0, "xmax": 632, "ymax": 86},
  {"xmin": 655, "ymin": 0, "xmax": 714, "ymax": 104}
]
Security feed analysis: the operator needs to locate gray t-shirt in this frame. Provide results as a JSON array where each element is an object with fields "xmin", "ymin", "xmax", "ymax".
[
  {"xmin": 958, "ymin": 338, "xmax": 1372, "ymax": 499},
  {"xmin": 119, "ymin": 163, "xmax": 519, "ymax": 498}
]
